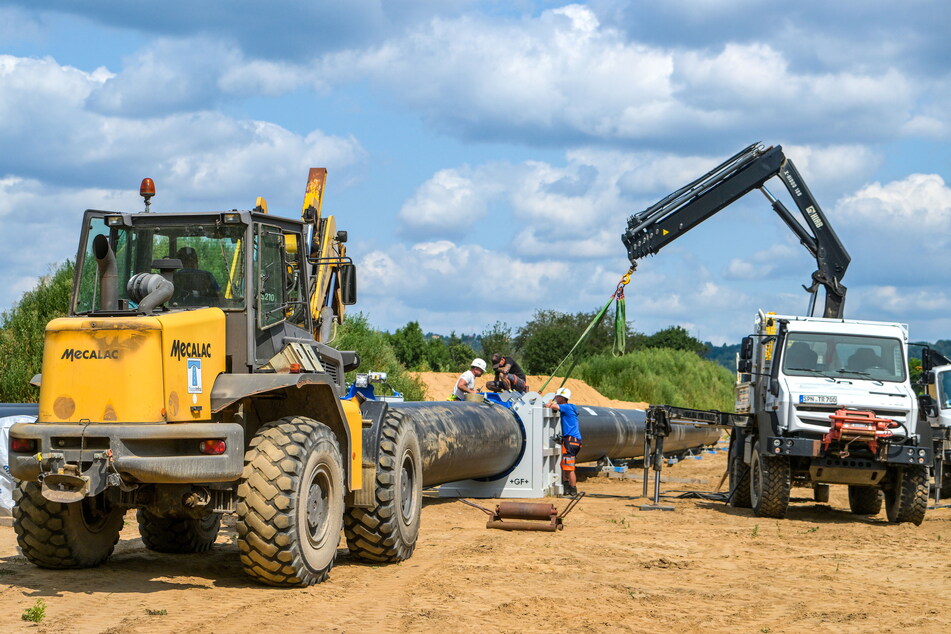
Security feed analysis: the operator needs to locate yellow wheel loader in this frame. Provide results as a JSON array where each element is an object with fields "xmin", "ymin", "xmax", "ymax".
[{"xmin": 7, "ymin": 171, "xmax": 424, "ymax": 586}]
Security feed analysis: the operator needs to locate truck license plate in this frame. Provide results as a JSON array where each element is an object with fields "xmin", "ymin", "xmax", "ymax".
[{"xmin": 800, "ymin": 394, "xmax": 837, "ymax": 405}]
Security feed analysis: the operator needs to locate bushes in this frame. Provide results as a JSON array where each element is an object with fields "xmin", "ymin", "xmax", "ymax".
[{"xmin": 576, "ymin": 348, "xmax": 735, "ymax": 411}]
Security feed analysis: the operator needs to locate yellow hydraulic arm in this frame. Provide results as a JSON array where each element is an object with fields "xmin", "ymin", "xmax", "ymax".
[{"xmin": 301, "ymin": 168, "xmax": 349, "ymax": 342}]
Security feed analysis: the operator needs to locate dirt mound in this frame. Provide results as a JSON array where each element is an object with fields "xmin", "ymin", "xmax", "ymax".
[{"xmin": 411, "ymin": 372, "xmax": 648, "ymax": 409}]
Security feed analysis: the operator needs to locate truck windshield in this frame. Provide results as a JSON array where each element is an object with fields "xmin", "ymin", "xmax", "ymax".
[
  {"xmin": 75, "ymin": 216, "xmax": 247, "ymax": 313},
  {"xmin": 782, "ymin": 332, "xmax": 906, "ymax": 383},
  {"xmin": 938, "ymin": 372, "xmax": 951, "ymax": 410}
]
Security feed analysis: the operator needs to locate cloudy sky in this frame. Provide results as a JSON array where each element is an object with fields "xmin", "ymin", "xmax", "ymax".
[{"xmin": 1, "ymin": 1, "xmax": 950, "ymax": 344}]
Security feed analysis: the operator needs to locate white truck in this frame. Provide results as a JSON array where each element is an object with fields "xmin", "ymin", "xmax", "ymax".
[
  {"xmin": 916, "ymin": 349, "xmax": 951, "ymax": 505},
  {"xmin": 624, "ymin": 143, "xmax": 933, "ymax": 523}
]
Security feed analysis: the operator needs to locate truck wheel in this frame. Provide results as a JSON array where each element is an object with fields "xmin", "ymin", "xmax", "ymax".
[
  {"xmin": 847, "ymin": 486, "xmax": 883, "ymax": 515},
  {"xmin": 344, "ymin": 409, "xmax": 422, "ymax": 563},
  {"xmin": 728, "ymin": 434, "xmax": 752, "ymax": 508},
  {"xmin": 749, "ymin": 441, "xmax": 790, "ymax": 519},
  {"xmin": 13, "ymin": 481, "xmax": 123, "ymax": 569},
  {"xmin": 137, "ymin": 509, "xmax": 221, "ymax": 553},
  {"xmin": 884, "ymin": 465, "xmax": 928, "ymax": 526},
  {"xmin": 237, "ymin": 416, "xmax": 344, "ymax": 586}
]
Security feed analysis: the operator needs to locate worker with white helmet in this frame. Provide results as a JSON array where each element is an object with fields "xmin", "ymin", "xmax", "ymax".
[
  {"xmin": 450, "ymin": 358, "xmax": 487, "ymax": 401},
  {"xmin": 544, "ymin": 387, "xmax": 582, "ymax": 496}
]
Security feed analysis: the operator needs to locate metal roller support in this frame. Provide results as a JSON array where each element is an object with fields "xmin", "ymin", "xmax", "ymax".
[{"xmin": 387, "ymin": 401, "xmax": 524, "ymax": 487}]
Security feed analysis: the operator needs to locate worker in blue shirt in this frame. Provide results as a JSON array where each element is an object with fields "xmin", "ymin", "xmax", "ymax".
[{"xmin": 544, "ymin": 387, "xmax": 582, "ymax": 496}]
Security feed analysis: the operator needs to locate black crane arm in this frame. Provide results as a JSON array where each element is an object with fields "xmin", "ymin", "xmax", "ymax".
[{"xmin": 621, "ymin": 143, "xmax": 851, "ymax": 319}]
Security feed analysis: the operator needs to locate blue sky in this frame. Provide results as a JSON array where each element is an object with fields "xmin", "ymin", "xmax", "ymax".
[{"xmin": 1, "ymin": 1, "xmax": 950, "ymax": 344}]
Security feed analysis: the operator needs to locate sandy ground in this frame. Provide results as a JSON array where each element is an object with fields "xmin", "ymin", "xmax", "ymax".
[
  {"xmin": 2, "ymin": 446, "xmax": 950, "ymax": 633},
  {"xmin": 411, "ymin": 372, "xmax": 649, "ymax": 410},
  {"xmin": 2, "ymin": 376, "xmax": 950, "ymax": 632}
]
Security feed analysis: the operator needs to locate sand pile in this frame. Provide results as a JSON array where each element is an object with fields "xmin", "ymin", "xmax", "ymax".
[{"xmin": 410, "ymin": 371, "xmax": 648, "ymax": 410}]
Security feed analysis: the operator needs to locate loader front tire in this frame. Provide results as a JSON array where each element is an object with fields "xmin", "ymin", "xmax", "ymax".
[
  {"xmin": 237, "ymin": 417, "xmax": 344, "ymax": 586},
  {"xmin": 847, "ymin": 486, "xmax": 883, "ymax": 515},
  {"xmin": 344, "ymin": 409, "xmax": 422, "ymax": 563},
  {"xmin": 750, "ymin": 441, "xmax": 790, "ymax": 519},
  {"xmin": 13, "ymin": 481, "xmax": 123, "ymax": 569},
  {"xmin": 884, "ymin": 465, "xmax": 928, "ymax": 526},
  {"xmin": 137, "ymin": 509, "xmax": 221, "ymax": 553}
]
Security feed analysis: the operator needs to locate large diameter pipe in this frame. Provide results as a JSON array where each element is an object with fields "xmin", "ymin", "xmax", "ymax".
[
  {"xmin": 388, "ymin": 402, "xmax": 523, "ymax": 487},
  {"xmin": 573, "ymin": 406, "xmax": 720, "ymax": 463}
]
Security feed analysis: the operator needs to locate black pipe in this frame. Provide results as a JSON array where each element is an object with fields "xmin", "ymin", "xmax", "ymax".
[
  {"xmin": 388, "ymin": 402, "xmax": 523, "ymax": 487},
  {"xmin": 575, "ymin": 406, "xmax": 721, "ymax": 463}
]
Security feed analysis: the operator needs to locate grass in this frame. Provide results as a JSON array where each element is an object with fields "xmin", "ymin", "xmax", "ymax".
[
  {"xmin": 576, "ymin": 348, "xmax": 735, "ymax": 411},
  {"xmin": 21, "ymin": 599, "xmax": 46, "ymax": 623},
  {"xmin": 750, "ymin": 524, "xmax": 760, "ymax": 537}
]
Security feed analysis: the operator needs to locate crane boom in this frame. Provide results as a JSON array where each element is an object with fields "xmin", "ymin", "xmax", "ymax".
[{"xmin": 621, "ymin": 143, "xmax": 851, "ymax": 319}]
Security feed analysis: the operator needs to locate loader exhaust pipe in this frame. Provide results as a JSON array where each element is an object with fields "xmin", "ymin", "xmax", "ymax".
[{"xmin": 93, "ymin": 234, "xmax": 118, "ymax": 311}]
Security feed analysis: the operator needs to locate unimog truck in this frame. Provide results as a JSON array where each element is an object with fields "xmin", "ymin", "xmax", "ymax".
[
  {"xmin": 625, "ymin": 143, "xmax": 933, "ymax": 523},
  {"xmin": 7, "ymin": 171, "xmax": 425, "ymax": 585}
]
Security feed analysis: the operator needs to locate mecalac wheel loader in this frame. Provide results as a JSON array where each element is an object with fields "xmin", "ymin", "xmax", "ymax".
[
  {"xmin": 625, "ymin": 143, "xmax": 933, "ymax": 524},
  {"xmin": 7, "ymin": 170, "xmax": 425, "ymax": 586}
]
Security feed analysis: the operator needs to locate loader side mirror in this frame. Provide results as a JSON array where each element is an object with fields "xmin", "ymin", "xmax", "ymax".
[
  {"xmin": 339, "ymin": 263, "xmax": 357, "ymax": 306},
  {"xmin": 740, "ymin": 336, "xmax": 754, "ymax": 361}
]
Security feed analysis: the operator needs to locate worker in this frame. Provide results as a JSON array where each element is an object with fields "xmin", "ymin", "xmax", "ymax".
[
  {"xmin": 486, "ymin": 353, "xmax": 529, "ymax": 393},
  {"xmin": 450, "ymin": 358, "xmax": 487, "ymax": 401},
  {"xmin": 173, "ymin": 246, "xmax": 221, "ymax": 306},
  {"xmin": 544, "ymin": 387, "xmax": 582, "ymax": 496}
]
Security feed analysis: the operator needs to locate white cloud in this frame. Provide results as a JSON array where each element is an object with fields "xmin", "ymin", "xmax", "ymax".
[{"xmin": 397, "ymin": 168, "xmax": 493, "ymax": 239}]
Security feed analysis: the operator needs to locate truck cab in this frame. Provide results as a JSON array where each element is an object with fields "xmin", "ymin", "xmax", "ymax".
[{"xmin": 918, "ymin": 360, "xmax": 951, "ymax": 501}]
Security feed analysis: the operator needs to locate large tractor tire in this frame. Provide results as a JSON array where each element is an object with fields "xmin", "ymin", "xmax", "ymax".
[
  {"xmin": 728, "ymin": 433, "xmax": 752, "ymax": 509},
  {"xmin": 847, "ymin": 486, "xmax": 883, "ymax": 515},
  {"xmin": 749, "ymin": 441, "xmax": 791, "ymax": 519},
  {"xmin": 13, "ymin": 481, "xmax": 123, "ymax": 569},
  {"xmin": 884, "ymin": 465, "xmax": 928, "ymax": 526},
  {"xmin": 236, "ymin": 416, "xmax": 344, "ymax": 586},
  {"xmin": 137, "ymin": 509, "xmax": 221, "ymax": 553},
  {"xmin": 344, "ymin": 409, "xmax": 422, "ymax": 563}
]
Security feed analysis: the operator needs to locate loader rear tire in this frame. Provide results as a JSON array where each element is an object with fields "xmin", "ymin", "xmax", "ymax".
[
  {"xmin": 750, "ymin": 441, "xmax": 790, "ymax": 519},
  {"xmin": 884, "ymin": 465, "xmax": 928, "ymax": 526},
  {"xmin": 847, "ymin": 486, "xmax": 883, "ymax": 515},
  {"xmin": 137, "ymin": 509, "xmax": 221, "ymax": 554},
  {"xmin": 13, "ymin": 481, "xmax": 123, "ymax": 569},
  {"xmin": 728, "ymin": 433, "xmax": 752, "ymax": 509},
  {"xmin": 237, "ymin": 416, "xmax": 344, "ymax": 586},
  {"xmin": 344, "ymin": 409, "xmax": 422, "ymax": 563}
]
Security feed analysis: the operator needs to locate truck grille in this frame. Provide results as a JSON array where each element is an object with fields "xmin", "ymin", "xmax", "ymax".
[{"xmin": 794, "ymin": 405, "xmax": 908, "ymax": 429}]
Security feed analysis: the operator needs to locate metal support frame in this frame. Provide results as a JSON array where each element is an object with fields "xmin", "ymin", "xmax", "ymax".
[
  {"xmin": 639, "ymin": 405, "xmax": 752, "ymax": 511},
  {"xmin": 438, "ymin": 392, "xmax": 563, "ymax": 499}
]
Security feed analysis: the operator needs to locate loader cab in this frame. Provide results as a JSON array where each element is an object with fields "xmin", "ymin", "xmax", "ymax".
[{"xmin": 72, "ymin": 209, "xmax": 320, "ymax": 373}]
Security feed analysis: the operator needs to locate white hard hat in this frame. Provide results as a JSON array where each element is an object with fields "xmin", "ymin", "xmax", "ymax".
[
  {"xmin": 555, "ymin": 387, "xmax": 572, "ymax": 400},
  {"xmin": 471, "ymin": 358, "xmax": 487, "ymax": 372}
]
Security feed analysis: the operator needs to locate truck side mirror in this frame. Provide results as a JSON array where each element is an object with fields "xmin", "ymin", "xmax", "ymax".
[
  {"xmin": 922, "ymin": 370, "xmax": 935, "ymax": 386},
  {"xmin": 740, "ymin": 336, "xmax": 754, "ymax": 361},
  {"xmin": 919, "ymin": 394, "xmax": 939, "ymax": 418},
  {"xmin": 738, "ymin": 359, "xmax": 752, "ymax": 374},
  {"xmin": 339, "ymin": 263, "xmax": 357, "ymax": 305},
  {"xmin": 769, "ymin": 377, "xmax": 780, "ymax": 396}
]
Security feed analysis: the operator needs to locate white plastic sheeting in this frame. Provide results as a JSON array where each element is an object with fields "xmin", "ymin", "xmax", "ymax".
[{"xmin": 0, "ymin": 415, "xmax": 36, "ymax": 514}]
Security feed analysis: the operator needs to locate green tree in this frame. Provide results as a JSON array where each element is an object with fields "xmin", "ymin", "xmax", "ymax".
[
  {"xmin": 642, "ymin": 326, "xmax": 708, "ymax": 356},
  {"xmin": 0, "ymin": 261, "xmax": 75, "ymax": 402},
  {"xmin": 389, "ymin": 321, "xmax": 427, "ymax": 370},
  {"xmin": 424, "ymin": 336, "xmax": 450, "ymax": 371},
  {"xmin": 446, "ymin": 332, "xmax": 476, "ymax": 369},
  {"xmin": 479, "ymin": 321, "xmax": 513, "ymax": 358},
  {"xmin": 514, "ymin": 308, "xmax": 631, "ymax": 375}
]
